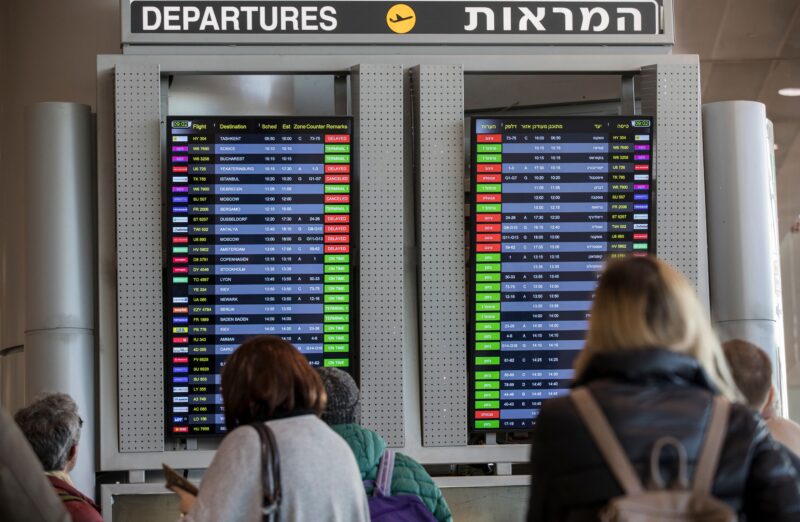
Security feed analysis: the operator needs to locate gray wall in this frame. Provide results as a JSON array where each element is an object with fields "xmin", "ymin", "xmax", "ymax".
[
  {"xmin": 110, "ymin": 487, "xmax": 529, "ymax": 522},
  {"xmin": 0, "ymin": 0, "xmax": 120, "ymax": 381}
]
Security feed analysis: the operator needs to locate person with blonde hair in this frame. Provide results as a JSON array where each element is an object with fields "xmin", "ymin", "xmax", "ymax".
[{"xmin": 527, "ymin": 255, "xmax": 800, "ymax": 521}]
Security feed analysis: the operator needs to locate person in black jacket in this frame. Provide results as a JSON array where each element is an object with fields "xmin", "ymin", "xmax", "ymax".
[{"xmin": 527, "ymin": 256, "xmax": 800, "ymax": 521}]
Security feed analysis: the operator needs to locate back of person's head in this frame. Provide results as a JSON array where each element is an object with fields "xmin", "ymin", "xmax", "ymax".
[
  {"xmin": 722, "ymin": 339, "xmax": 772, "ymax": 410},
  {"xmin": 221, "ymin": 335, "xmax": 326, "ymax": 431},
  {"xmin": 14, "ymin": 393, "xmax": 82, "ymax": 472},
  {"xmin": 317, "ymin": 367, "xmax": 361, "ymax": 425},
  {"xmin": 576, "ymin": 255, "xmax": 741, "ymax": 400}
]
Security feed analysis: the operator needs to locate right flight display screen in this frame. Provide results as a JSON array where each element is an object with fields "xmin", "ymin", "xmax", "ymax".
[{"xmin": 469, "ymin": 116, "xmax": 655, "ymax": 432}]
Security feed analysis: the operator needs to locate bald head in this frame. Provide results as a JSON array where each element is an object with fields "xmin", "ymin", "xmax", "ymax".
[{"xmin": 722, "ymin": 339, "xmax": 773, "ymax": 411}]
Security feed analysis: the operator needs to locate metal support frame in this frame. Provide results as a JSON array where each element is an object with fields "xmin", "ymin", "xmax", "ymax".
[
  {"xmin": 98, "ymin": 52, "xmax": 703, "ymax": 475},
  {"xmin": 621, "ymin": 74, "xmax": 636, "ymax": 115},
  {"xmin": 412, "ymin": 65, "xmax": 468, "ymax": 447}
]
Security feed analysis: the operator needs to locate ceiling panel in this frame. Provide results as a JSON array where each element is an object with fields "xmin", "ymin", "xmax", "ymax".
[
  {"xmin": 703, "ymin": 61, "xmax": 774, "ymax": 102},
  {"xmin": 772, "ymin": 121, "xmax": 800, "ymax": 166},
  {"xmin": 781, "ymin": 9, "xmax": 800, "ymax": 59},
  {"xmin": 713, "ymin": 0, "xmax": 800, "ymax": 60},
  {"xmin": 759, "ymin": 59, "xmax": 800, "ymax": 120},
  {"xmin": 700, "ymin": 61, "xmax": 714, "ymax": 98},
  {"xmin": 777, "ymin": 133, "xmax": 800, "ymax": 235},
  {"xmin": 672, "ymin": 0, "xmax": 728, "ymax": 57}
]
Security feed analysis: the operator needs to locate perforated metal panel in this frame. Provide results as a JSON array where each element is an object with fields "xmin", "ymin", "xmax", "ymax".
[
  {"xmin": 352, "ymin": 65, "xmax": 405, "ymax": 446},
  {"xmin": 640, "ymin": 63, "xmax": 710, "ymax": 307},
  {"xmin": 413, "ymin": 65, "xmax": 468, "ymax": 446},
  {"xmin": 115, "ymin": 64, "xmax": 165, "ymax": 452}
]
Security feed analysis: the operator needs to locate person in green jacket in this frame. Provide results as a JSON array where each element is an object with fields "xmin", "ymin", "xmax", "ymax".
[{"xmin": 317, "ymin": 368, "xmax": 453, "ymax": 522}]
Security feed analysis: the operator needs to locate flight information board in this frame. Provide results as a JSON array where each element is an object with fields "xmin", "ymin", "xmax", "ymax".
[
  {"xmin": 469, "ymin": 116, "xmax": 655, "ymax": 433},
  {"xmin": 165, "ymin": 116, "xmax": 355, "ymax": 435}
]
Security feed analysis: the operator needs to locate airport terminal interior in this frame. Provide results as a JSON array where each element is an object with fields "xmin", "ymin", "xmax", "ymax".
[{"xmin": 1, "ymin": 0, "xmax": 800, "ymax": 521}]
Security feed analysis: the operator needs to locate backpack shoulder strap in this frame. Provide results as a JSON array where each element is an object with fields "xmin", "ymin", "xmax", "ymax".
[
  {"xmin": 374, "ymin": 448, "xmax": 396, "ymax": 497},
  {"xmin": 692, "ymin": 395, "xmax": 730, "ymax": 494},
  {"xmin": 251, "ymin": 422, "xmax": 282, "ymax": 521},
  {"xmin": 571, "ymin": 387, "xmax": 644, "ymax": 495}
]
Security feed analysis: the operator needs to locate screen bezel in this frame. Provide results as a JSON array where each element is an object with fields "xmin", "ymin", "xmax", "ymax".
[
  {"xmin": 466, "ymin": 115, "xmax": 657, "ymax": 435},
  {"xmin": 162, "ymin": 115, "xmax": 360, "ymax": 439}
]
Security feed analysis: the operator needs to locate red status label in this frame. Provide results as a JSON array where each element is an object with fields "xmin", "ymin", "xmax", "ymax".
[
  {"xmin": 325, "ymin": 194, "xmax": 350, "ymax": 203},
  {"xmin": 173, "ymin": 357, "xmax": 189, "ymax": 364},
  {"xmin": 173, "ymin": 307, "xmax": 189, "ymax": 314},
  {"xmin": 325, "ymin": 174, "xmax": 350, "ymax": 183},
  {"xmin": 476, "ymin": 243, "xmax": 502, "ymax": 252},
  {"xmin": 634, "ymin": 164, "xmax": 649, "ymax": 171},
  {"xmin": 324, "ymin": 244, "xmax": 350, "ymax": 253},
  {"xmin": 172, "ymin": 256, "xmax": 188, "ymax": 264},
  {"xmin": 477, "ymin": 234, "xmax": 501, "ymax": 243},
  {"xmin": 477, "ymin": 134, "xmax": 502, "ymax": 143},
  {"xmin": 173, "ymin": 337, "xmax": 188, "ymax": 344},
  {"xmin": 476, "ymin": 194, "xmax": 501, "ymax": 203},
  {"xmin": 325, "ymin": 225, "xmax": 350, "ymax": 234},
  {"xmin": 173, "ymin": 426, "xmax": 189, "ymax": 433},
  {"xmin": 477, "ymin": 174, "xmax": 501, "ymax": 183},
  {"xmin": 475, "ymin": 410, "xmax": 500, "ymax": 419},
  {"xmin": 477, "ymin": 164, "xmax": 502, "ymax": 173},
  {"xmin": 172, "ymin": 237, "xmax": 188, "ymax": 244},
  {"xmin": 325, "ymin": 164, "xmax": 350, "ymax": 174},
  {"xmin": 633, "ymin": 233, "xmax": 649, "ymax": 240},
  {"xmin": 476, "ymin": 213, "xmax": 501, "ymax": 223},
  {"xmin": 325, "ymin": 214, "xmax": 350, "ymax": 224},
  {"xmin": 324, "ymin": 235, "xmax": 350, "ymax": 244},
  {"xmin": 325, "ymin": 134, "xmax": 350, "ymax": 143},
  {"xmin": 172, "ymin": 266, "xmax": 189, "ymax": 274},
  {"xmin": 172, "ymin": 165, "xmax": 188, "ymax": 173},
  {"xmin": 477, "ymin": 224, "xmax": 501, "ymax": 233}
]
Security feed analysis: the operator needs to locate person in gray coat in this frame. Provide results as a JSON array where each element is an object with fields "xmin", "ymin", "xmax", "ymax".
[{"xmin": 171, "ymin": 335, "xmax": 369, "ymax": 522}]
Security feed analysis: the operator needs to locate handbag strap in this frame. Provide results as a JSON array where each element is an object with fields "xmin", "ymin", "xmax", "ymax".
[
  {"xmin": 251, "ymin": 422, "xmax": 282, "ymax": 521},
  {"xmin": 571, "ymin": 387, "xmax": 644, "ymax": 495},
  {"xmin": 374, "ymin": 448, "xmax": 396, "ymax": 497},
  {"xmin": 692, "ymin": 396, "xmax": 730, "ymax": 494}
]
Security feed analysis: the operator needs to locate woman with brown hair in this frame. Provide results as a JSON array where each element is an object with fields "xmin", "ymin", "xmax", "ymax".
[
  {"xmin": 527, "ymin": 256, "xmax": 800, "ymax": 521},
  {"xmin": 173, "ymin": 335, "xmax": 369, "ymax": 522}
]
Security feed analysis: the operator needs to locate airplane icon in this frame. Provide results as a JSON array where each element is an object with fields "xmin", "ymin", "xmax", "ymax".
[{"xmin": 390, "ymin": 14, "xmax": 414, "ymax": 24}]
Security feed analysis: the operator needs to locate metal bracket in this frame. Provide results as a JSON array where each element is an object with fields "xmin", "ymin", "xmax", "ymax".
[
  {"xmin": 621, "ymin": 74, "xmax": 636, "ymax": 115},
  {"xmin": 494, "ymin": 462, "xmax": 513, "ymax": 476},
  {"xmin": 128, "ymin": 470, "xmax": 146, "ymax": 484}
]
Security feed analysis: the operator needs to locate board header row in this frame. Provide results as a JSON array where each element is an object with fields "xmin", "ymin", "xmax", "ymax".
[{"xmin": 124, "ymin": 0, "xmax": 670, "ymax": 46}]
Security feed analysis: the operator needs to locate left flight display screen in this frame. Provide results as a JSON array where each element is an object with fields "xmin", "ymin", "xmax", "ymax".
[{"xmin": 165, "ymin": 116, "xmax": 355, "ymax": 436}]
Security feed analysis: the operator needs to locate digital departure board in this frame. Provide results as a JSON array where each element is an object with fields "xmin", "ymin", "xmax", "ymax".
[
  {"xmin": 469, "ymin": 116, "xmax": 655, "ymax": 432},
  {"xmin": 165, "ymin": 116, "xmax": 355, "ymax": 435}
]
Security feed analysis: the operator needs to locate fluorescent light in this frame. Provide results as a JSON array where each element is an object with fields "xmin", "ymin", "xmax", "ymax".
[{"xmin": 778, "ymin": 87, "xmax": 800, "ymax": 97}]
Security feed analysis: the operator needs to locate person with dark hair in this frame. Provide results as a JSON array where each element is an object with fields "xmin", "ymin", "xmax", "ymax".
[
  {"xmin": 723, "ymin": 338, "xmax": 800, "ymax": 455},
  {"xmin": 317, "ymin": 367, "xmax": 452, "ymax": 522},
  {"xmin": 14, "ymin": 393, "xmax": 101, "ymax": 522},
  {"xmin": 171, "ymin": 335, "xmax": 369, "ymax": 522},
  {"xmin": 527, "ymin": 256, "xmax": 800, "ymax": 521}
]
